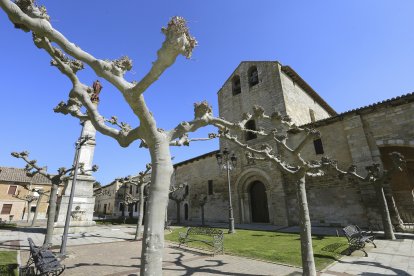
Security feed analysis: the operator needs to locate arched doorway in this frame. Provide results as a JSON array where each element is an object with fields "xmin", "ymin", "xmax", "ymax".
[{"xmin": 250, "ymin": 181, "xmax": 269, "ymax": 223}]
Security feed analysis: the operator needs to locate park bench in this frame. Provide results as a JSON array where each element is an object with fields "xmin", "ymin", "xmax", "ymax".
[
  {"xmin": 20, "ymin": 238, "xmax": 65, "ymax": 275},
  {"xmin": 178, "ymin": 227, "xmax": 224, "ymax": 255},
  {"xmin": 342, "ymin": 225, "xmax": 376, "ymax": 256}
]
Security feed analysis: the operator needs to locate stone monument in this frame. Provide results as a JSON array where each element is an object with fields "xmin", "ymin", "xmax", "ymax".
[{"xmin": 54, "ymin": 120, "xmax": 97, "ymax": 233}]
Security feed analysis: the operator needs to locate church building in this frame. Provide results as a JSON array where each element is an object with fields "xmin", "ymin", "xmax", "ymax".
[{"xmin": 167, "ymin": 61, "xmax": 414, "ymax": 229}]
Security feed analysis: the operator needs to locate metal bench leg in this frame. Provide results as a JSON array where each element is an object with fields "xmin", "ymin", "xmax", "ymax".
[{"xmin": 361, "ymin": 248, "xmax": 368, "ymax": 257}]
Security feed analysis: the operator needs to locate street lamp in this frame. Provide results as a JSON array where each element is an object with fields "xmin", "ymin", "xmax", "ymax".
[
  {"xmin": 216, "ymin": 148, "xmax": 237, "ymax": 234},
  {"xmin": 60, "ymin": 131, "xmax": 91, "ymax": 256}
]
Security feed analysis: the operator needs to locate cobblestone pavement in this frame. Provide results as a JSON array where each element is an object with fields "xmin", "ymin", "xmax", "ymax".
[{"xmin": 1, "ymin": 224, "xmax": 413, "ymax": 275}]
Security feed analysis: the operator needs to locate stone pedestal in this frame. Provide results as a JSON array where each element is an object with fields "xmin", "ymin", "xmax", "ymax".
[
  {"xmin": 54, "ymin": 175, "xmax": 96, "ymax": 234},
  {"xmin": 54, "ymin": 120, "xmax": 97, "ymax": 234}
]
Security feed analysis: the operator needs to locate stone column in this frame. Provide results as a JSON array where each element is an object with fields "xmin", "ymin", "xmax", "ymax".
[
  {"xmin": 265, "ymin": 191, "xmax": 274, "ymax": 224},
  {"xmin": 54, "ymin": 120, "xmax": 97, "ymax": 234},
  {"xmin": 243, "ymin": 192, "xmax": 251, "ymax": 223}
]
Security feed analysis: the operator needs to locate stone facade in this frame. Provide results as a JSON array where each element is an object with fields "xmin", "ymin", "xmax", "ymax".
[
  {"xmin": 167, "ymin": 61, "xmax": 414, "ymax": 229},
  {"xmin": 94, "ymin": 179, "xmax": 141, "ymax": 218}
]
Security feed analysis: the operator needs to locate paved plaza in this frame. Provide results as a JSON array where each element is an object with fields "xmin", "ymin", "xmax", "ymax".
[{"xmin": 0, "ymin": 223, "xmax": 413, "ymax": 275}]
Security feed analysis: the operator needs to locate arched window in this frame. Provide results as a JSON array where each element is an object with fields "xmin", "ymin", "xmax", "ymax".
[
  {"xmin": 232, "ymin": 75, "xmax": 241, "ymax": 95},
  {"xmin": 248, "ymin": 66, "xmax": 259, "ymax": 87},
  {"xmin": 185, "ymin": 185, "xmax": 189, "ymax": 196},
  {"xmin": 245, "ymin": 120, "xmax": 257, "ymax": 141}
]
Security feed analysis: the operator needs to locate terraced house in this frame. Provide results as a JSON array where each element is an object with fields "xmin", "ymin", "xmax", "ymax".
[{"xmin": 0, "ymin": 167, "xmax": 57, "ymax": 222}]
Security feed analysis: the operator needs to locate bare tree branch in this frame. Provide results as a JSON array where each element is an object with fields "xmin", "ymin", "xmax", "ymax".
[
  {"xmin": 130, "ymin": 17, "xmax": 197, "ymax": 96},
  {"xmin": 169, "ymin": 133, "xmax": 216, "ymax": 147}
]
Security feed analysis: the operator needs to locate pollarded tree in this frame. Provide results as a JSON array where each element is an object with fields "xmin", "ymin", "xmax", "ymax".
[
  {"xmin": 212, "ymin": 106, "xmax": 326, "ymax": 276},
  {"xmin": 116, "ymin": 164, "xmax": 151, "ymax": 240},
  {"xmin": 169, "ymin": 182, "xmax": 188, "ymax": 224},
  {"xmin": 12, "ymin": 179, "xmax": 46, "ymax": 227},
  {"xmin": 212, "ymin": 106, "xmax": 407, "ymax": 275},
  {"xmin": 13, "ymin": 190, "xmax": 36, "ymax": 224},
  {"xmin": 195, "ymin": 194, "xmax": 208, "ymax": 226},
  {"xmin": 11, "ymin": 151, "xmax": 98, "ymax": 245},
  {"xmin": 326, "ymin": 152, "xmax": 406, "ymax": 240},
  {"xmin": 0, "ymin": 2, "xmax": 229, "ymax": 274}
]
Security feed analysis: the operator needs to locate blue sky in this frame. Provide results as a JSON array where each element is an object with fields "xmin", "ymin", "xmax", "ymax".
[{"xmin": 1, "ymin": 1, "xmax": 413, "ymax": 185}]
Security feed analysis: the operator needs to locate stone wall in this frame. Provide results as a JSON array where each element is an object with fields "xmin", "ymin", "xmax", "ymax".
[
  {"xmin": 0, "ymin": 181, "xmax": 58, "ymax": 222},
  {"xmin": 168, "ymin": 61, "xmax": 414, "ymax": 230},
  {"xmin": 218, "ymin": 61, "xmax": 286, "ymax": 152},
  {"xmin": 169, "ymin": 154, "xmax": 229, "ymax": 224},
  {"xmin": 279, "ymin": 69, "xmax": 331, "ymax": 125}
]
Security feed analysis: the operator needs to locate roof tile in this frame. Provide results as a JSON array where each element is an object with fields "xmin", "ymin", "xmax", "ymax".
[{"xmin": 0, "ymin": 167, "xmax": 52, "ymax": 184}]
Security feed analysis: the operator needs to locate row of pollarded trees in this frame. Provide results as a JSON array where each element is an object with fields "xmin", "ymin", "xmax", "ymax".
[
  {"xmin": 0, "ymin": 1, "xmax": 406, "ymax": 275},
  {"xmin": 211, "ymin": 106, "xmax": 406, "ymax": 275},
  {"xmin": 10, "ymin": 151, "xmax": 98, "ymax": 245}
]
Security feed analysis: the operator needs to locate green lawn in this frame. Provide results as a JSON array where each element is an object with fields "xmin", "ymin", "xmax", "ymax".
[
  {"xmin": 0, "ymin": 251, "xmax": 18, "ymax": 276},
  {"xmin": 165, "ymin": 227, "xmax": 348, "ymax": 270}
]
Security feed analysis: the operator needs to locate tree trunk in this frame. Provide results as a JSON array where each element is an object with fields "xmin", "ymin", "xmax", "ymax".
[
  {"xmin": 31, "ymin": 194, "xmax": 43, "ymax": 227},
  {"xmin": 296, "ymin": 174, "xmax": 316, "ymax": 276},
  {"xmin": 44, "ymin": 182, "xmax": 59, "ymax": 245},
  {"xmin": 129, "ymin": 203, "xmax": 134, "ymax": 219},
  {"xmin": 135, "ymin": 185, "xmax": 145, "ymax": 240},
  {"xmin": 201, "ymin": 205, "xmax": 205, "ymax": 226},
  {"xmin": 387, "ymin": 192, "xmax": 404, "ymax": 229},
  {"xmin": 176, "ymin": 201, "xmax": 181, "ymax": 224},
  {"xmin": 164, "ymin": 206, "xmax": 168, "ymax": 226},
  {"xmin": 374, "ymin": 183, "xmax": 395, "ymax": 239},
  {"xmin": 26, "ymin": 201, "xmax": 31, "ymax": 223},
  {"xmin": 140, "ymin": 141, "xmax": 173, "ymax": 276}
]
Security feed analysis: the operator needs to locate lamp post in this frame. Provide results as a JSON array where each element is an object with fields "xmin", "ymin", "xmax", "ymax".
[
  {"xmin": 216, "ymin": 148, "xmax": 237, "ymax": 234},
  {"xmin": 60, "ymin": 132, "xmax": 91, "ymax": 255}
]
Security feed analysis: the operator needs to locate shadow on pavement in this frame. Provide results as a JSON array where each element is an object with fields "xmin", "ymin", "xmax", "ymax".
[
  {"xmin": 339, "ymin": 259, "xmax": 409, "ymax": 276},
  {"xmin": 162, "ymin": 249, "xmax": 262, "ymax": 276}
]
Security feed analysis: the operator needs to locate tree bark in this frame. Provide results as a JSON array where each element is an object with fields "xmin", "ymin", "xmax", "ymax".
[
  {"xmin": 44, "ymin": 182, "xmax": 59, "ymax": 245},
  {"xmin": 129, "ymin": 203, "xmax": 134, "ymax": 219},
  {"xmin": 135, "ymin": 185, "xmax": 145, "ymax": 240},
  {"xmin": 201, "ymin": 205, "xmax": 205, "ymax": 226},
  {"xmin": 176, "ymin": 201, "xmax": 181, "ymax": 224},
  {"xmin": 296, "ymin": 174, "xmax": 316, "ymax": 276},
  {"xmin": 388, "ymin": 194, "xmax": 404, "ymax": 228},
  {"xmin": 31, "ymin": 194, "xmax": 43, "ymax": 227},
  {"xmin": 374, "ymin": 183, "xmax": 396, "ymax": 239},
  {"xmin": 140, "ymin": 141, "xmax": 173, "ymax": 276},
  {"xmin": 26, "ymin": 201, "xmax": 31, "ymax": 223}
]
